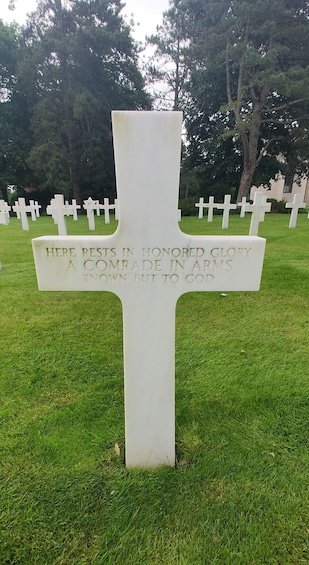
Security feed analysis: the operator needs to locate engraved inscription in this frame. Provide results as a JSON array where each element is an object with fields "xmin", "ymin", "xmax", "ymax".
[{"xmin": 43, "ymin": 245, "xmax": 253, "ymax": 286}]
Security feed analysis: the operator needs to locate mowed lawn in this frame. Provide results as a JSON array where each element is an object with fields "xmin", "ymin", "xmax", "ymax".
[{"xmin": 1, "ymin": 212, "xmax": 309, "ymax": 564}]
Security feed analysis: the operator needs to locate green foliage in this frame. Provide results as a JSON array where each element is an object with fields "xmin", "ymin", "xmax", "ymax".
[
  {"xmin": 269, "ymin": 198, "xmax": 290, "ymax": 214},
  {"xmin": 0, "ymin": 19, "xmax": 18, "ymax": 94},
  {"xmin": 21, "ymin": 0, "xmax": 150, "ymax": 202},
  {"xmin": 0, "ymin": 2, "xmax": 150, "ymax": 202},
  {"xmin": 178, "ymin": 197, "xmax": 196, "ymax": 215},
  {"xmin": 146, "ymin": 0, "xmax": 190, "ymax": 110},
  {"xmin": 268, "ymin": 198, "xmax": 308, "ymax": 214},
  {"xmin": 0, "ymin": 214, "xmax": 309, "ymax": 563},
  {"xmin": 0, "ymin": 22, "xmax": 35, "ymax": 199},
  {"xmin": 181, "ymin": 0, "xmax": 309, "ymax": 199}
]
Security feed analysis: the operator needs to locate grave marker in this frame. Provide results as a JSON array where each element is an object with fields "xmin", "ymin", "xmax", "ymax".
[
  {"xmin": 32, "ymin": 111, "xmax": 266, "ymax": 468},
  {"xmin": 30, "ymin": 200, "xmax": 41, "ymax": 218},
  {"xmin": 100, "ymin": 198, "xmax": 115, "ymax": 224},
  {"xmin": 204, "ymin": 196, "xmax": 217, "ymax": 222},
  {"xmin": 65, "ymin": 199, "xmax": 81, "ymax": 220},
  {"xmin": 12, "ymin": 198, "xmax": 31, "ymax": 230},
  {"xmin": 238, "ymin": 197, "xmax": 250, "ymax": 218},
  {"xmin": 195, "ymin": 196, "xmax": 217, "ymax": 221},
  {"xmin": 46, "ymin": 195, "xmax": 68, "ymax": 235},
  {"xmin": 28, "ymin": 200, "xmax": 39, "ymax": 221},
  {"xmin": 216, "ymin": 194, "xmax": 237, "ymax": 229},
  {"xmin": 94, "ymin": 200, "xmax": 101, "ymax": 216},
  {"xmin": 47, "ymin": 194, "xmax": 80, "ymax": 234},
  {"xmin": 259, "ymin": 195, "xmax": 271, "ymax": 222},
  {"xmin": 0, "ymin": 200, "xmax": 11, "ymax": 224},
  {"xmin": 195, "ymin": 197, "xmax": 206, "ymax": 219},
  {"xmin": 249, "ymin": 193, "xmax": 271, "ymax": 236},
  {"xmin": 83, "ymin": 197, "xmax": 97, "ymax": 230},
  {"xmin": 285, "ymin": 193, "xmax": 306, "ymax": 228}
]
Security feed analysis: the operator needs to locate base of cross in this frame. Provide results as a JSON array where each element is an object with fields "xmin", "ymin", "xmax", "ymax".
[{"xmin": 32, "ymin": 111, "xmax": 266, "ymax": 468}]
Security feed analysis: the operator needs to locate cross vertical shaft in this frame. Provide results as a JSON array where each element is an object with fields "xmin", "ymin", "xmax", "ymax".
[{"xmin": 112, "ymin": 111, "xmax": 183, "ymax": 466}]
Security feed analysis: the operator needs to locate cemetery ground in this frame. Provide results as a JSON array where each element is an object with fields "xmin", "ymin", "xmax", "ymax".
[{"xmin": 1, "ymin": 212, "xmax": 309, "ymax": 565}]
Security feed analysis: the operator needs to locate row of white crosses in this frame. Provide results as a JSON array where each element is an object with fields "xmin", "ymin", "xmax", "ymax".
[
  {"xmin": 0, "ymin": 194, "xmax": 118, "ymax": 233},
  {"xmin": 83, "ymin": 197, "xmax": 118, "ymax": 231},
  {"xmin": 1, "ymin": 198, "xmax": 41, "ymax": 229},
  {"xmin": 46, "ymin": 194, "xmax": 118, "ymax": 235},
  {"xmin": 195, "ymin": 193, "xmax": 270, "ymax": 235},
  {"xmin": 195, "ymin": 192, "xmax": 307, "ymax": 232},
  {"xmin": 1, "ymin": 198, "xmax": 41, "ymax": 230},
  {"xmin": 2, "ymin": 191, "xmax": 307, "ymax": 233}
]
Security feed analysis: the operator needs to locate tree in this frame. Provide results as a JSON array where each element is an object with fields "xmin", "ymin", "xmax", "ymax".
[
  {"xmin": 182, "ymin": 0, "xmax": 309, "ymax": 200},
  {"xmin": 146, "ymin": 0, "xmax": 190, "ymax": 110},
  {"xmin": 184, "ymin": 64, "xmax": 243, "ymax": 199},
  {"xmin": 18, "ymin": 0, "xmax": 150, "ymax": 203},
  {"xmin": 0, "ymin": 20, "xmax": 35, "ymax": 200}
]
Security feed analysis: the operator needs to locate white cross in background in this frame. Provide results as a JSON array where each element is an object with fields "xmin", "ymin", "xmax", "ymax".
[
  {"xmin": 285, "ymin": 193, "xmax": 306, "ymax": 228},
  {"xmin": 195, "ymin": 196, "xmax": 217, "ymax": 222},
  {"xmin": 65, "ymin": 199, "xmax": 81, "ymax": 220},
  {"xmin": 99, "ymin": 198, "xmax": 115, "ymax": 224},
  {"xmin": 216, "ymin": 194, "xmax": 237, "ymax": 229},
  {"xmin": 0, "ymin": 200, "xmax": 11, "ymax": 225},
  {"xmin": 12, "ymin": 198, "xmax": 31, "ymax": 230},
  {"xmin": 248, "ymin": 193, "xmax": 271, "ymax": 236},
  {"xmin": 83, "ymin": 197, "xmax": 97, "ymax": 230},
  {"xmin": 29, "ymin": 200, "xmax": 42, "ymax": 218}
]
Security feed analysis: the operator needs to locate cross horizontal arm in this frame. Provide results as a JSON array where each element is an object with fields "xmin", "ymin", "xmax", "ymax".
[{"xmin": 32, "ymin": 234, "xmax": 265, "ymax": 296}]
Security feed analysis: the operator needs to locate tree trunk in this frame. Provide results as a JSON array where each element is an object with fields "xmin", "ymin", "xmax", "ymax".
[
  {"xmin": 236, "ymin": 114, "xmax": 262, "ymax": 202},
  {"xmin": 237, "ymin": 166, "xmax": 255, "ymax": 202}
]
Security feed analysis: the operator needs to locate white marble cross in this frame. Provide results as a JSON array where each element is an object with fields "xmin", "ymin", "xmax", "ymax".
[
  {"xmin": 46, "ymin": 195, "xmax": 68, "ymax": 235},
  {"xmin": 29, "ymin": 200, "xmax": 41, "ymax": 219},
  {"xmin": 0, "ymin": 212, "xmax": 8, "ymax": 225},
  {"xmin": 285, "ymin": 193, "xmax": 306, "ymax": 228},
  {"xmin": 47, "ymin": 194, "xmax": 80, "ymax": 234},
  {"xmin": 238, "ymin": 196, "xmax": 250, "ymax": 218},
  {"xmin": 0, "ymin": 200, "xmax": 11, "ymax": 224},
  {"xmin": 195, "ymin": 196, "xmax": 217, "ymax": 222},
  {"xmin": 32, "ymin": 112, "xmax": 266, "ymax": 468},
  {"xmin": 204, "ymin": 196, "xmax": 217, "ymax": 222},
  {"xmin": 28, "ymin": 200, "xmax": 39, "ymax": 221},
  {"xmin": 65, "ymin": 199, "xmax": 81, "ymax": 221},
  {"xmin": 216, "ymin": 194, "xmax": 237, "ymax": 229},
  {"xmin": 83, "ymin": 197, "xmax": 97, "ymax": 230},
  {"xmin": 195, "ymin": 197, "xmax": 206, "ymax": 219},
  {"xmin": 249, "ymin": 193, "xmax": 271, "ymax": 236},
  {"xmin": 100, "ymin": 198, "xmax": 115, "ymax": 224},
  {"xmin": 259, "ymin": 195, "xmax": 271, "ymax": 222},
  {"xmin": 12, "ymin": 198, "xmax": 31, "ymax": 230}
]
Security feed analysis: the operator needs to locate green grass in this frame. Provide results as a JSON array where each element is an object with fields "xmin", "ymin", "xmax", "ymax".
[{"xmin": 0, "ymin": 213, "xmax": 309, "ymax": 564}]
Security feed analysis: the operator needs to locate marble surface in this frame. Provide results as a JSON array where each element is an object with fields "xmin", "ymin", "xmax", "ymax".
[{"xmin": 33, "ymin": 111, "xmax": 266, "ymax": 468}]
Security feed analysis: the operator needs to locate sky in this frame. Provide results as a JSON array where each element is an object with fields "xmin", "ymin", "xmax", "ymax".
[{"xmin": 0, "ymin": 0, "xmax": 170, "ymax": 42}]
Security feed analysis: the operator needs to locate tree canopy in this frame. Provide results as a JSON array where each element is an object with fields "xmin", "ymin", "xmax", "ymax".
[
  {"xmin": 149, "ymin": 0, "xmax": 309, "ymax": 200},
  {"xmin": 1, "ymin": 0, "xmax": 309, "ymax": 203},
  {"xmin": 0, "ymin": 0, "xmax": 150, "ymax": 202}
]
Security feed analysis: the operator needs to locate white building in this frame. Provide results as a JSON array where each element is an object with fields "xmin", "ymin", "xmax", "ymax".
[{"xmin": 251, "ymin": 172, "xmax": 309, "ymax": 204}]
